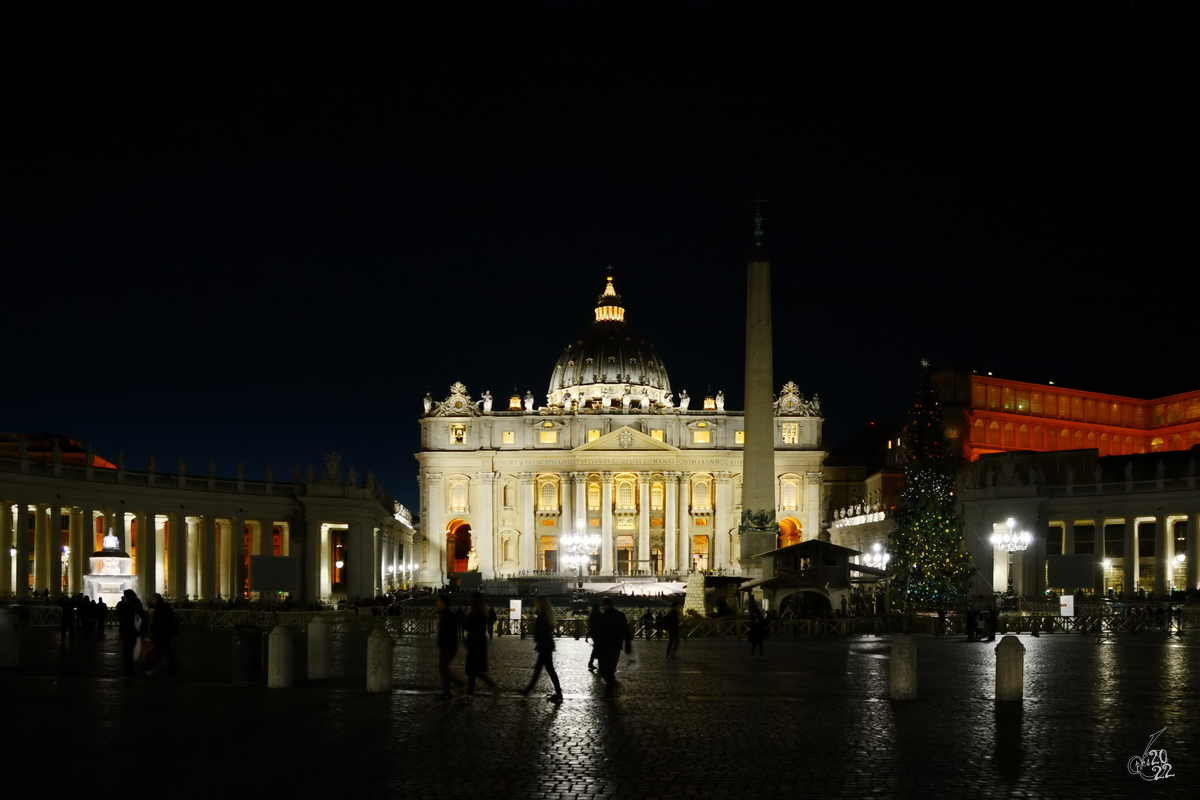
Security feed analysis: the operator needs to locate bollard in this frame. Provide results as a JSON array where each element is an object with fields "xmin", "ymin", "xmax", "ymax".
[
  {"xmin": 1030, "ymin": 616, "xmax": 1040, "ymax": 637},
  {"xmin": 995, "ymin": 635, "xmax": 1026, "ymax": 701},
  {"xmin": 366, "ymin": 627, "xmax": 393, "ymax": 692},
  {"xmin": 889, "ymin": 636, "xmax": 918, "ymax": 700},
  {"xmin": 267, "ymin": 625, "xmax": 296, "ymax": 689},
  {"xmin": 308, "ymin": 617, "xmax": 332, "ymax": 680},
  {"xmin": 0, "ymin": 608, "xmax": 19, "ymax": 668}
]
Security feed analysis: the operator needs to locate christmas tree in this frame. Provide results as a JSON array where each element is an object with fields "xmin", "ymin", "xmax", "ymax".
[{"xmin": 887, "ymin": 361, "xmax": 975, "ymax": 611}]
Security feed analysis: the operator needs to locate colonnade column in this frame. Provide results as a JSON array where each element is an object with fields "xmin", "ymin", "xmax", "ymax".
[
  {"xmin": 637, "ymin": 473, "xmax": 651, "ymax": 574},
  {"xmin": 677, "ymin": 478, "xmax": 691, "ymax": 572},
  {"xmin": 170, "ymin": 514, "xmax": 187, "ymax": 601},
  {"xmin": 49, "ymin": 506, "xmax": 65, "ymax": 599},
  {"xmin": 1154, "ymin": 517, "xmax": 1171, "ymax": 599},
  {"xmin": 600, "ymin": 473, "xmax": 614, "ymax": 574},
  {"xmin": 1188, "ymin": 513, "xmax": 1200, "ymax": 592},
  {"xmin": 561, "ymin": 472, "xmax": 573, "ymax": 536},
  {"xmin": 664, "ymin": 472, "xmax": 679, "ymax": 574},
  {"xmin": 475, "ymin": 473, "xmax": 496, "ymax": 579},
  {"xmin": 805, "ymin": 472, "xmax": 822, "ymax": 544},
  {"xmin": 302, "ymin": 516, "xmax": 320, "ymax": 602},
  {"xmin": 15, "ymin": 504, "xmax": 30, "ymax": 600},
  {"xmin": 1121, "ymin": 520, "xmax": 1136, "ymax": 601},
  {"xmin": 715, "ymin": 472, "xmax": 732, "ymax": 571},
  {"xmin": 134, "ymin": 512, "xmax": 151, "ymax": 599},
  {"xmin": 0, "ymin": 502, "xmax": 12, "ymax": 595},
  {"xmin": 34, "ymin": 503, "xmax": 49, "ymax": 595},
  {"xmin": 203, "ymin": 516, "xmax": 218, "ymax": 600},
  {"xmin": 79, "ymin": 508, "xmax": 93, "ymax": 594},
  {"xmin": 1031, "ymin": 517, "xmax": 1047, "ymax": 596},
  {"xmin": 519, "ymin": 473, "xmax": 536, "ymax": 572}
]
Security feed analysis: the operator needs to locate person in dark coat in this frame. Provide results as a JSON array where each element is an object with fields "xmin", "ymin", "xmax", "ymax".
[
  {"xmin": 585, "ymin": 603, "xmax": 602, "ymax": 671},
  {"xmin": 520, "ymin": 595, "xmax": 563, "ymax": 702},
  {"xmin": 435, "ymin": 594, "xmax": 464, "ymax": 699},
  {"xmin": 115, "ymin": 590, "xmax": 146, "ymax": 678},
  {"xmin": 593, "ymin": 597, "xmax": 632, "ymax": 697},
  {"xmin": 461, "ymin": 592, "xmax": 499, "ymax": 700},
  {"xmin": 748, "ymin": 607, "xmax": 766, "ymax": 658},
  {"xmin": 147, "ymin": 593, "xmax": 179, "ymax": 674},
  {"xmin": 640, "ymin": 610, "xmax": 655, "ymax": 641},
  {"xmin": 663, "ymin": 603, "xmax": 681, "ymax": 659}
]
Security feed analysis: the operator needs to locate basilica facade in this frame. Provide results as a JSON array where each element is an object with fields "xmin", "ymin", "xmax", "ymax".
[{"xmin": 415, "ymin": 278, "xmax": 825, "ymax": 586}]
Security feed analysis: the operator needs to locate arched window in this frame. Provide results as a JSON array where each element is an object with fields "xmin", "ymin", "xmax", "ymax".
[
  {"xmin": 1017, "ymin": 424, "xmax": 1029, "ymax": 448},
  {"xmin": 988, "ymin": 421, "xmax": 1000, "ymax": 445},
  {"xmin": 650, "ymin": 483, "xmax": 664, "ymax": 510},
  {"xmin": 1099, "ymin": 433, "xmax": 1108, "ymax": 456},
  {"xmin": 693, "ymin": 481, "xmax": 711, "ymax": 511},
  {"xmin": 1059, "ymin": 429, "xmax": 1071, "ymax": 449},
  {"xmin": 972, "ymin": 419, "xmax": 985, "ymax": 442},
  {"xmin": 781, "ymin": 480, "xmax": 798, "ymax": 511},
  {"xmin": 540, "ymin": 481, "xmax": 558, "ymax": 511},
  {"xmin": 616, "ymin": 479, "xmax": 635, "ymax": 510},
  {"xmin": 1032, "ymin": 426, "xmax": 1043, "ymax": 449},
  {"xmin": 450, "ymin": 481, "xmax": 467, "ymax": 513},
  {"xmin": 1073, "ymin": 430, "xmax": 1083, "ymax": 449},
  {"xmin": 1003, "ymin": 423, "xmax": 1015, "ymax": 447},
  {"xmin": 587, "ymin": 482, "xmax": 600, "ymax": 511}
]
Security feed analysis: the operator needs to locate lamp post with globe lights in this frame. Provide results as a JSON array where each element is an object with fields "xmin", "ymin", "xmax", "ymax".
[
  {"xmin": 991, "ymin": 517, "xmax": 1033, "ymax": 597},
  {"xmin": 560, "ymin": 532, "xmax": 601, "ymax": 591}
]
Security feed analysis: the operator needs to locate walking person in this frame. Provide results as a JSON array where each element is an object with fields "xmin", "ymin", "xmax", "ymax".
[
  {"xmin": 519, "ymin": 596, "xmax": 563, "ymax": 702},
  {"xmin": 593, "ymin": 597, "xmax": 632, "ymax": 698},
  {"xmin": 461, "ymin": 592, "xmax": 499, "ymax": 701},
  {"xmin": 147, "ymin": 593, "xmax": 180, "ymax": 674},
  {"xmin": 663, "ymin": 602, "xmax": 681, "ymax": 659},
  {"xmin": 640, "ymin": 609, "xmax": 655, "ymax": 641},
  {"xmin": 435, "ymin": 594, "xmax": 464, "ymax": 699},
  {"xmin": 585, "ymin": 603, "xmax": 601, "ymax": 671},
  {"xmin": 115, "ymin": 589, "xmax": 147, "ymax": 678},
  {"xmin": 748, "ymin": 607, "xmax": 766, "ymax": 659}
]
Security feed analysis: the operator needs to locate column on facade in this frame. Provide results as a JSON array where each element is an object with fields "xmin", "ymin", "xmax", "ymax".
[
  {"xmin": 1154, "ymin": 515, "xmax": 1172, "ymax": 599},
  {"xmin": 373, "ymin": 525, "xmax": 382, "ymax": 597},
  {"xmin": 33, "ymin": 503, "xmax": 49, "ymax": 595},
  {"xmin": 1121, "ymin": 520, "xmax": 1136, "ymax": 600},
  {"xmin": 475, "ymin": 472, "xmax": 496, "ymax": 579},
  {"xmin": 600, "ymin": 472, "xmax": 614, "ymax": 574},
  {"xmin": 664, "ymin": 472, "xmax": 679, "ymax": 573},
  {"xmin": 637, "ymin": 473, "xmax": 650, "ymax": 574},
  {"xmin": 170, "ymin": 513, "xmax": 187, "ymax": 601},
  {"xmin": 520, "ymin": 472, "xmax": 536, "ymax": 572},
  {"xmin": 571, "ymin": 472, "xmax": 587, "ymax": 537},
  {"xmin": 714, "ymin": 472, "xmax": 732, "ymax": 571},
  {"xmin": 0, "ymin": 502, "xmax": 13, "ymax": 596},
  {"xmin": 1030, "ymin": 516, "xmax": 1047, "ymax": 597},
  {"xmin": 561, "ymin": 472, "xmax": 573, "ymax": 537},
  {"xmin": 419, "ymin": 473, "xmax": 443, "ymax": 585},
  {"xmin": 302, "ymin": 516, "xmax": 320, "ymax": 602},
  {"xmin": 677, "ymin": 477, "xmax": 691, "ymax": 571},
  {"xmin": 134, "ymin": 512, "xmax": 152, "ymax": 600},
  {"xmin": 805, "ymin": 472, "xmax": 822, "ymax": 544}
]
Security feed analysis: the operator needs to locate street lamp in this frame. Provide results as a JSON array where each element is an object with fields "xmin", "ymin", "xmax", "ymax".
[
  {"xmin": 990, "ymin": 518, "xmax": 1032, "ymax": 596},
  {"xmin": 560, "ymin": 532, "xmax": 601, "ymax": 590}
]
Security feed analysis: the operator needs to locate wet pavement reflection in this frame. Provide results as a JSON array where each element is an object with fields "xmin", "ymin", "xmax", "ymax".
[{"xmin": 3, "ymin": 626, "xmax": 1195, "ymax": 798}]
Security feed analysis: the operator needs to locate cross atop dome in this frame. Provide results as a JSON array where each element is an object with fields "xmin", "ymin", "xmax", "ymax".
[{"xmin": 595, "ymin": 274, "xmax": 625, "ymax": 322}]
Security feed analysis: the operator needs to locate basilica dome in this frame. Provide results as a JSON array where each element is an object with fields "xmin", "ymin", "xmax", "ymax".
[{"xmin": 547, "ymin": 277, "xmax": 672, "ymax": 409}]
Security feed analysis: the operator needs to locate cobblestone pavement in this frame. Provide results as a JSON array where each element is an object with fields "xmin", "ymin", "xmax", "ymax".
[{"xmin": 4, "ymin": 624, "xmax": 1195, "ymax": 799}]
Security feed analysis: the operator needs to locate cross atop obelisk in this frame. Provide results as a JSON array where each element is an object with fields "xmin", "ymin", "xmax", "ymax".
[{"xmin": 740, "ymin": 199, "xmax": 779, "ymax": 574}]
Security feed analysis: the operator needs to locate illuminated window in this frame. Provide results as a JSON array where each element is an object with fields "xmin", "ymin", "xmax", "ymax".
[
  {"xmin": 1002, "ymin": 387, "xmax": 1014, "ymax": 411},
  {"xmin": 693, "ymin": 430, "xmax": 711, "ymax": 444},
  {"xmin": 502, "ymin": 430, "xmax": 515, "ymax": 444},
  {"xmin": 588, "ymin": 429, "xmax": 600, "ymax": 442},
  {"xmin": 782, "ymin": 423, "xmax": 799, "ymax": 444},
  {"xmin": 540, "ymin": 430, "xmax": 558, "ymax": 444},
  {"xmin": 735, "ymin": 431, "xmax": 744, "ymax": 444},
  {"xmin": 539, "ymin": 481, "xmax": 558, "ymax": 511},
  {"xmin": 1084, "ymin": 398, "xmax": 1096, "ymax": 422},
  {"xmin": 987, "ymin": 386, "xmax": 1000, "ymax": 410},
  {"xmin": 651, "ymin": 429, "xmax": 664, "ymax": 441},
  {"xmin": 651, "ymin": 483, "xmax": 664, "ymax": 510},
  {"xmin": 451, "ymin": 424, "xmax": 466, "ymax": 445},
  {"xmin": 781, "ymin": 479, "xmax": 798, "ymax": 511},
  {"xmin": 1015, "ymin": 390, "xmax": 1028, "ymax": 413},
  {"xmin": 1030, "ymin": 392, "xmax": 1043, "ymax": 415},
  {"xmin": 616, "ymin": 479, "xmax": 635, "ymax": 510},
  {"xmin": 587, "ymin": 482, "xmax": 600, "ymax": 511},
  {"xmin": 971, "ymin": 382, "xmax": 986, "ymax": 409},
  {"xmin": 693, "ymin": 481, "xmax": 711, "ymax": 511}
]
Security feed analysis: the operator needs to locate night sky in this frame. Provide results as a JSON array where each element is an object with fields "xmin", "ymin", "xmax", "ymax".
[{"xmin": 8, "ymin": 6, "xmax": 1194, "ymax": 512}]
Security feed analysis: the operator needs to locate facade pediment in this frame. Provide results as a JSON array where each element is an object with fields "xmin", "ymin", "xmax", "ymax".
[{"xmin": 572, "ymin": 425, "xmax": 680, "ymax": 453}]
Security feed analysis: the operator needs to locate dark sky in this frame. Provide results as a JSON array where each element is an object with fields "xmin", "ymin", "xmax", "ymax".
[{"xmin": 8, "ymin": 5, "xmax": 1195, "ymax": 512}]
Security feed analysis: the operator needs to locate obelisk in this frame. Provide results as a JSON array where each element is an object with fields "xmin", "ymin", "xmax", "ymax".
[{"xmin": 740, "ymin": 206, "xmax": 778, "ymax": 573}]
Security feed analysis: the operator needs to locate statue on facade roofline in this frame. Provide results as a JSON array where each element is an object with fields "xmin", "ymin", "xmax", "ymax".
[
  {"xmin": 208, "ymin": 460, "xmax": 216, "ymax": 479},
  {"xmin": 715, "ymin": 391, "xmax": 725, "ymax": 412},
  {"xmin": 324, "ymin": 452, "xmax": 341, "ymax": 483},
  {"xmin": 307, "ymin": 464, "xmax": 315, "ymax": 484},
  {"xmin": 480, "ymin": 390, "xmax": 493, "ymax": 414},
  {"xmin": 117, "ymin": 451, "xmax": 125, "ymax": 470},
  {"xmin": 365, "ymin": 471, "xmax": 376, "ymax": 491},
  {"xmin": 679, "ymin": 390, "xmax": 690, "ymax": 411},
  {"xmin": 524, "ymin": 391, "xmax": 534, "ymax": 412},
  {"xmin": 146, "ymin": 452, "xmax": 156, "ymax": 474},
  {"xmin": 265, "ymin": 465, "xmax": 273, "ymax": 483},
  {"xmin": 423, "ymin": 392, "xmax": 433, "ymax": 413},
  {"xmin": 348, "ymin": 467, "xmax": 357, "ymax": 487}
]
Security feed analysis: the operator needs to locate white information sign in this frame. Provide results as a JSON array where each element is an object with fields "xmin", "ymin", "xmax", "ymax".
[
  {"xmin": 509, "ymin": 599, "xmax": 522, "ymax": 634},
  {"xmin": 1059, "ymin": 594, "xmax": 1075, "ymax": 617}
]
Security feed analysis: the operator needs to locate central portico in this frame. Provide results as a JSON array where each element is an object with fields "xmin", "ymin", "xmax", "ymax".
[{"xmin": 415, "ymin": 276, "xmax": 825, "ymax": 586}]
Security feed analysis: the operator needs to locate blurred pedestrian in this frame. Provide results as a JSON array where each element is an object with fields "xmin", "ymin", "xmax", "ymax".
[
  {"xmin": 115, "ymin": 589, "xmax": 147, "ymax": 678},
  {"xmin": 147, "ymin": 593, "xmax": 179, "ymax": 674},
  {"xmin": 585, "ymin": 603, "xmax": 601, "ymax": 671},
  {"xmin": 594, "ymin": 597, "xmax": 632, "ymax": 698},
  {"xmin": 461, "ymin": 591, "xmax": 499, "ymax": 701},
  {"xmin": 435, "ymin": 594, "xmax": 464, "ymax": 699},
  {"xmin": 748, "ymin": 607, "xmax": 766, "ymax": 659},
  {"xmin": 519, "ymin": 596, "xmax": 563, "ymax": 702},
  {"xmin": 664, "ymin": 602, "xmax": 681, "ymax": 659}
]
